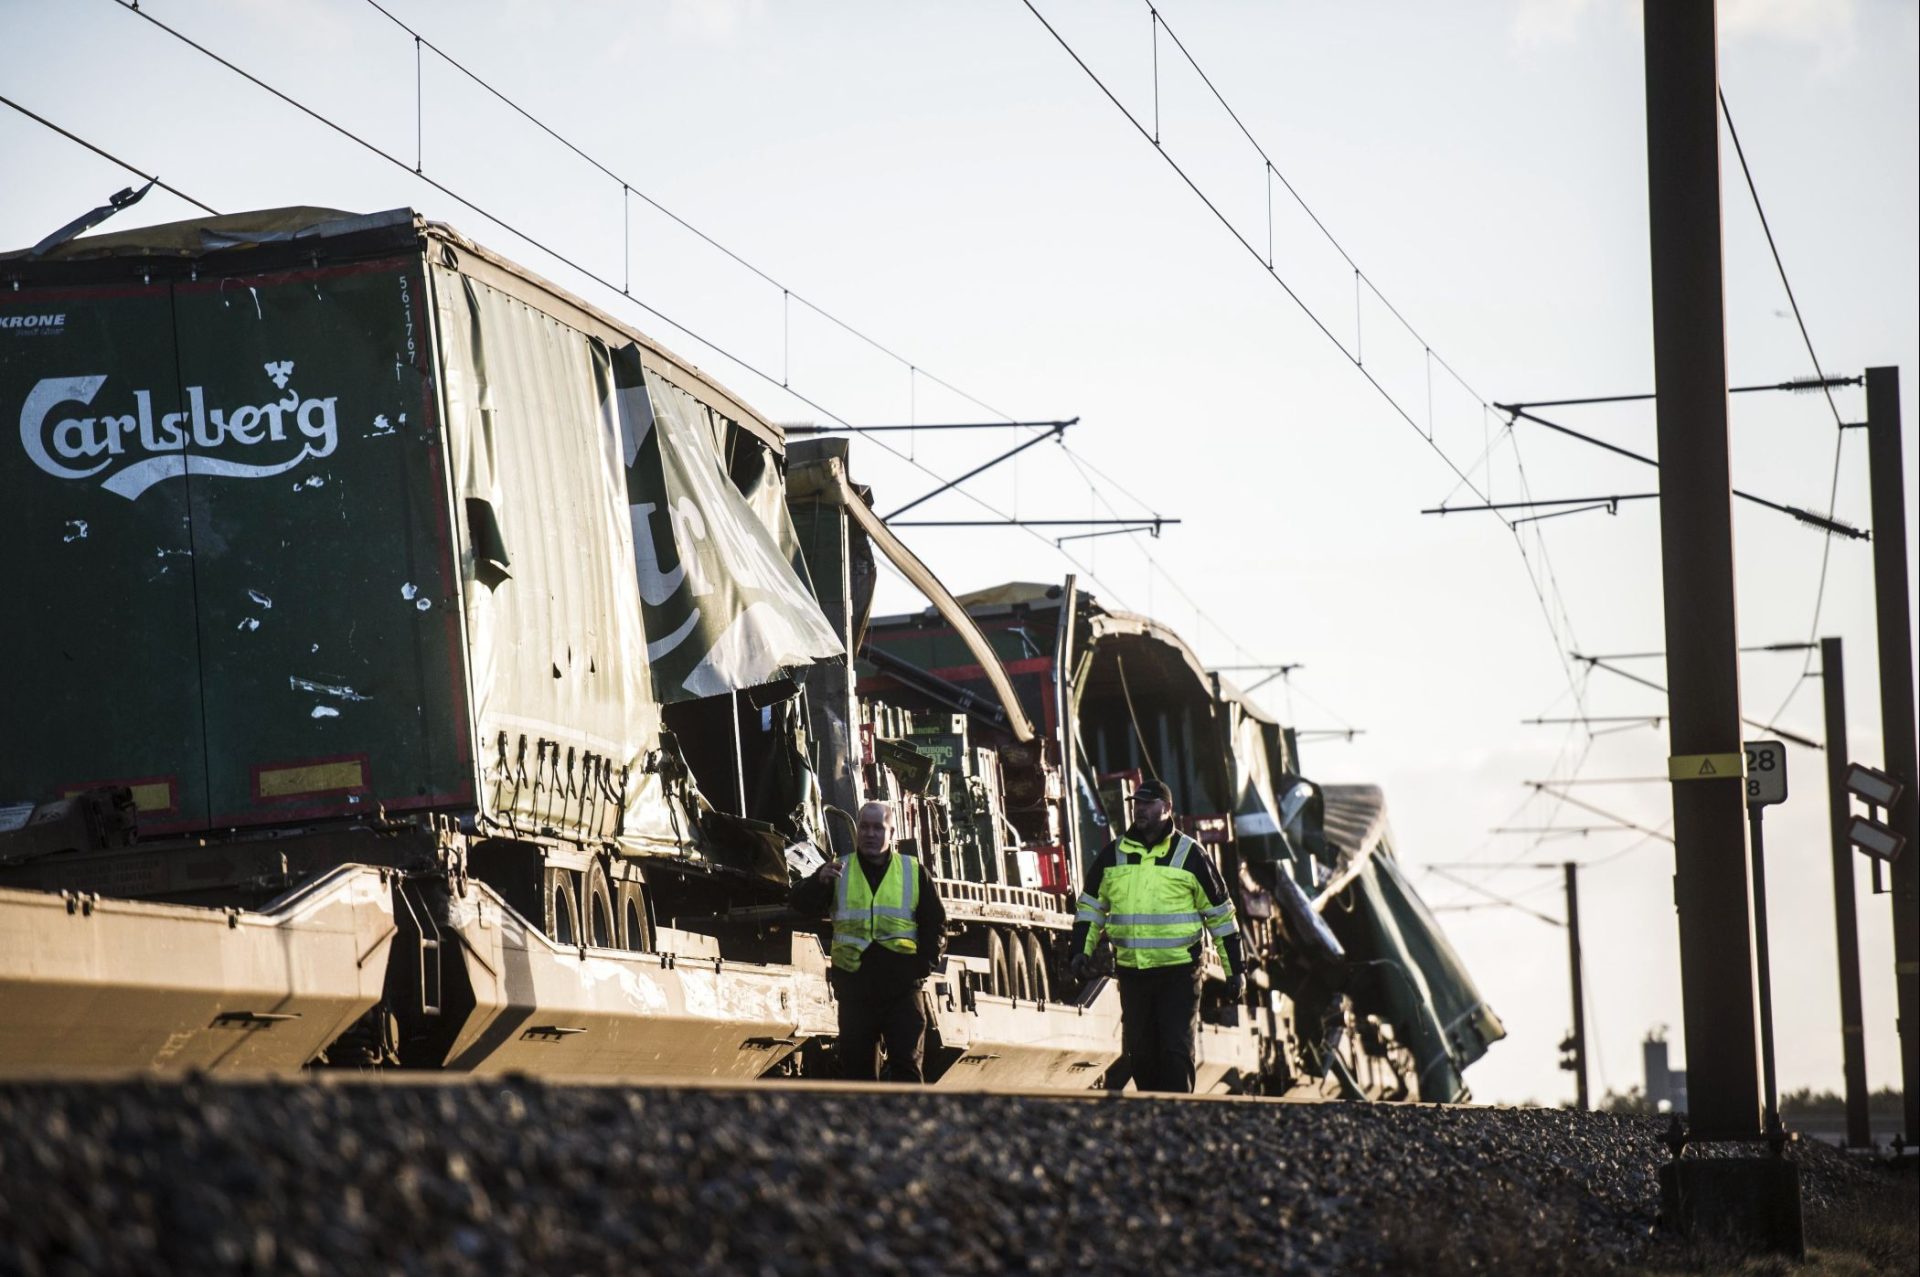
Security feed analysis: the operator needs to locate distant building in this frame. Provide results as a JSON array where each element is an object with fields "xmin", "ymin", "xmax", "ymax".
[{"xmin": 1644, "ymin": 1029, "xmax": 1687, "ymax": 1114}]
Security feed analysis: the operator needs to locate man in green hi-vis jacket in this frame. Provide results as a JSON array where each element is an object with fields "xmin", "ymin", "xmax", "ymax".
[{"xmin": 1070, "ymin": 779, "xmax": 1244, "ymax": 1093}]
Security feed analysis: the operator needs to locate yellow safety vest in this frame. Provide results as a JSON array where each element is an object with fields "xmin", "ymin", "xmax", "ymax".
[
  {"xmin": 831, "ymin": 852, "xmax": 920, "ymax": 973},
  {"xmin": 1079, "ymin": 832, "xmax": 1237, "ymax": 971}
]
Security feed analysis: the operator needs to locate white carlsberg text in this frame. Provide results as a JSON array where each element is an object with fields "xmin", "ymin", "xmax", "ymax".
[{"xmin": 18, "ymin": 361, "xmax": 338, "ymax": 500}]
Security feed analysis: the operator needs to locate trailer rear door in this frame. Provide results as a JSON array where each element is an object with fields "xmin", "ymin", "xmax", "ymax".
[
  {"xmin": 172, "ymin": 260, "xmax": 469, "ymax": 827},
  {"xmin": 1, "ymin": 282, "xmax": 206, "ymax": 832},
  {"xmin": 1, "ymin": 259, "xmax": 470, "ymax": 833}
]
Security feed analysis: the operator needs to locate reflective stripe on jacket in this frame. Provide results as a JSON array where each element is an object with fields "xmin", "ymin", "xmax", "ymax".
[
  {"xmin": 1088, "ymin": 832, "xmax": 1238, "ymax": 971},
  {"xmin": 830, "ymin": 852, "xmax": 920, "ymax": 973}
]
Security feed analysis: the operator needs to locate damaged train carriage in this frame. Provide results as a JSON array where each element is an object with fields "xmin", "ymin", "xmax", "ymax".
[
  {"xmin": 0, "ymin": 204, "xmax": 1500, "ymax": 1097},
  {"xmin": 0, "ymin": 206, "xmax": 858, "ymax": 1077},
  {"xmin": 861, "ymin": 583, "xmax": 1507, "ymax": 1100},
  {"xmin": 0, "ymin": 205, "xmax": 1116, "ymax": 1087}
]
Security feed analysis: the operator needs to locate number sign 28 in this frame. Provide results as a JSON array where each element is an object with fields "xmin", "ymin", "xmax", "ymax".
[{"xmin": 1744, "ymin": 740, "xmax": 1787, "ymax": 807}]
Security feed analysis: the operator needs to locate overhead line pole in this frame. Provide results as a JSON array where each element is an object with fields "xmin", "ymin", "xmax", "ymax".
[
  {"xmin": 1425, "ymin": 861, "xmax": 1588, "ymax": 1108},
  {"xmin": 1864, "ymin": 366, "xmax": 1918, "ymax": 1147},
  {"xmin": 1642, "ymin": 0, "xmax": 1762, "ymax": 1140},
  {"xmin": 1821, "ymin": 637, "xmax": 1872, "ymax": 1148},
  {"xmin": 1565, "ymin": 862, "xmax": 1590, "ymax": 1111}
]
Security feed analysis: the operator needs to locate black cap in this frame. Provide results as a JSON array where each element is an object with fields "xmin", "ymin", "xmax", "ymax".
[{"xmin": 1132, "ymin": 779, "xmax": 1173, "ymax": 805}]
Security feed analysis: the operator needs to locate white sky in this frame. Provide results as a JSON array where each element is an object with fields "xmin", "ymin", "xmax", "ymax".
[{"xmin": 3, "ymin": 0, "xmax": 1915, "ymax": 1110}]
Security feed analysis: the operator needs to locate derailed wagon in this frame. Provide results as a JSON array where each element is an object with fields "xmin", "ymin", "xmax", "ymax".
[
  {"xmin": 858, "ymin": 581, "xmax": 1507, "ymax": 1098},
  {"xmin": 0, "ymin": 205, "xmax": 1500, "ymax": 1096}
]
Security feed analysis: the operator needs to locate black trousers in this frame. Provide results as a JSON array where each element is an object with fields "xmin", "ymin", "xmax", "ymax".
[
  {"xmin": 833, "ymin": 979, "xmax": 927, "ymax": 1083},
  {"xmin": 1116, "ymin": 963, "xmax": 1202, "ymax": 1094}
]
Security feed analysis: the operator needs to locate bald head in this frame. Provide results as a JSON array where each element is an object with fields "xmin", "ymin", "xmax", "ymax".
[{"xmin": 855, "ymin": 802, "xmax": 893, "ymax": 861}]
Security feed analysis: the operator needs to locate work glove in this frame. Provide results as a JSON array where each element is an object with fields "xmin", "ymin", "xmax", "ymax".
[
  {"xmin": 1224, "ymin": 973, "xmax": 1246, "ymax": 1001},
  {"xmin": 1068, "ymin": 952, "xmax": 1094, "ymax": 982}
]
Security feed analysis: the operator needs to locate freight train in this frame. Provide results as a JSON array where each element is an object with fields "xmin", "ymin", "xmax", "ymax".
[{"xmin": 0, "ymin": 206, "xmax": 1504, "ymax": 1096}]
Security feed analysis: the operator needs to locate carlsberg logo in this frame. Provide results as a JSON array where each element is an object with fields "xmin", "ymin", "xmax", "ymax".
[{"xmin": 20, "ymin": 360, "xmax": 338, "ymax": 500}]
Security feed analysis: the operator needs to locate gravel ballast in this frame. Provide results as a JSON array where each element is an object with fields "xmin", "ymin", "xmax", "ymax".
[{"xmin": 0, "ymin": 1079, "xmax": 1876, "ymax": 1275}]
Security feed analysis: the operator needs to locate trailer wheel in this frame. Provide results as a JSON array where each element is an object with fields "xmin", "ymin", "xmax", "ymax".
[
  {"xmin": 1005, "ymin": 928, "xmax": 1032, "ymax": 1002},
  {"xmin": 544, "ymin": 866, "xmax": 581, "ymax": 946},
  {"xmin": 583, "ymin": 862, "xmax": 617, "ymax": 949},
  {"xmin": 616, "ymin": 879, "xmax": 653, "ymax": 953},
  {"xmin": 1024, "ymin": 931, "xmax": 1051, "ymax": 1006},
  {"xmin": 986, "ymin": 929, "xmax": 1012, "ymax": 998}
]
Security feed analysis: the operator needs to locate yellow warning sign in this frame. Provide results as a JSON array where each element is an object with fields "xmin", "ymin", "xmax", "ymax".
[{"xmin": 1668, "ymin": 753, "xmax": 1747, "ymax": 781}]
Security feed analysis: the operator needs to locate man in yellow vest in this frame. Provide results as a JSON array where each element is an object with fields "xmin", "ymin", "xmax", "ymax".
[
  {"xmin": 791, "ymin": 801, "xmax": 947, "ymax": 1081},
  {"xmin": 1069, "ymin": 779, "xmax": 1244, "ymax": 1093}
]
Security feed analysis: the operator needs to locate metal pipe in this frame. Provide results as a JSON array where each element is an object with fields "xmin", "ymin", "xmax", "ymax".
[{"xmin": 1749, "ymin": 803, "xmax": 1780, "ymax": 1134}]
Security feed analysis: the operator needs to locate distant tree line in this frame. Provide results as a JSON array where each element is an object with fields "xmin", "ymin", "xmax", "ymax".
[
  {"xmin": 1779, "ymin": 1086, "xmax": 1905, "ymax": 1120},
  {"xmin": 1595, "ymin": 1085, "xmax": 1903, "ymax": 1119}
]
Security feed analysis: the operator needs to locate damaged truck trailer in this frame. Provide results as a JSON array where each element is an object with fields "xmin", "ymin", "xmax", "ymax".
[{"xmin": 0, "ymin": 207, "xmax": 1500, "ymax": 1096}]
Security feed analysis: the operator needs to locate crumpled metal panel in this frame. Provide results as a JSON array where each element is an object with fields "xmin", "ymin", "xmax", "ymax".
[{"xmin": 433, "ymin": 267, "xmax": 675, "ymax": 851}]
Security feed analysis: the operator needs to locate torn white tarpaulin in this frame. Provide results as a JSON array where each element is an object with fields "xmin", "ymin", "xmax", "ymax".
[{"xmin": 609, "ymin": 343, "xmax": 840, "ymax": 702}]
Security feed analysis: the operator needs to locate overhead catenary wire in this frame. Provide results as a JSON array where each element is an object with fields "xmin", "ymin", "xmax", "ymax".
[
  {"xmin": 1006, "ymin": 6, "xmax": 1523, "ymax": 736},
  {"xmin": 352, "ymin": 0, "xmax": 1306, "ymax": 662},
  {"xmin": 1025, "ymin": 0, "xmax": 1868, "ymax": 867},
  {"xmin": 79, "ymin": 0, "xmax": 1454, "ymax": 754},
  {"xmin": 1018, "ymin": 0, "xmax": 1496, "ymax": 503},
  {"xmin": 369, "ymin": 0, "xmax": 1205, "ymax": 581},
  {"xmin": 0, "ymin": 94, "xmax": 219, "ymax": 217},
  {"xmin": 92, "ymin": 0, "xmax": 1184, "ymax": 627},
  {"xmin": 1719, "ymin": 87, "xmax": 1855, "ymax": 729},
  {"xmin": 1524, "ymin": 785, "xmax": 1675, "ymax": 845},
  {"xmin": 92, "ymin": 0, "xmax": 1164, "ymax": 575},
  {"xmin": 1425, "ymin": 867, "xmax": 1563, "ymax": 928},
  {"xmin": 1491, "ymin": 407, "xmax": 1864, "ymax": 539},
  {"xmin": 1499, "ymin": 374, "xmax": 1859, "ymax": 412},
  {"xmin": 360, "ymin": 0, "xmax": 1032, "ymax": 435},
  {"xmin": 1571, "ymin": 653, "xmax": 1821, "ymax": 749}
]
